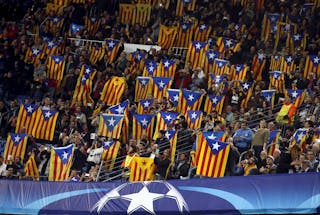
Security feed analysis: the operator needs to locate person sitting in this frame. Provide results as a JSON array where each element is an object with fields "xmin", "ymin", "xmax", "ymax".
[{"xmin": 170, "ymin": 153, "xmax": 190, "ymax": 179}]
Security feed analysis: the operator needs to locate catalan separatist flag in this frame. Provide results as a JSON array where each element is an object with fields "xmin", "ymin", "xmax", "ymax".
[
  {"xmin": 15, "ymin": 104, "xmax": 40, "ymax": 134},
  {"xmin": 286, "ymin": 89, "xmax": 305, "ymax": 108},
  {"xmin": 100, "ymin": 76, "xmax": 127, "ymax": 105},
  {"xmin": 291, "ymin": 128, "xmax": 308, "ymax": 151},
  {"xmin": 132, "ymin": 114, "xmax": 155, "ymax": 141},
  {"xmin": 107, "ymin": 100, "xmax": 129, "ymax": 115},
  {"xmin": 304, "ymin": 55, "xmax": 320, "ymax": 78},
  {"xmin": 240, "ymin": 82, "xmax": 253, "ymax": 108},
  {"xmin": 213, "ymin": 58, "xmax": 229, "ymax": 75},
  {"xmin": 280, "ymin": 55, "xmax": 296, "ymax": 73},
  {"xmin": 69, "ymin": 23, "xmax": 83, "ymax": 36},
  {"xmin": 24, "ymin": 155, "xmax": 39, "ymax": 180},
  {"xmin": 132, "ymin": 4, "xmax": 151, "ymax": 26},
  {"xmin": 185, "ymin": 110, "xmax": 203, "ymax": 130},
  {"xmin": 175, "ymin": 21, "xmax": 194, "ymax": 48},
  {"xmin": 186, "ymin": 41, "xmax": 208, "ymax": 69},
  {"xmin": 286, "ymin": 33, "xmax": 307, "ymax": 53},
  {"xmin": 85, "ymin": 16, "xmax": 101, "ymax": 35},
  {"xmin": 167, "ymin": 89, "xmax": 180, "ymax": 108},
  {"xmin": 137, "ymin": 99, "xmax": 154, "ymax": 114},
  {"xmin": 52, "ymin": 0, "xmax": 70, "ymax": 6},
  {"xmin": 49, "ymin": 144, "xmax": 74, "ymax": 181},
  {"xmin": 72, "ymin": 64, "xmax": 96, "ymax": 106},
  {"xmin": 143, "ymin": 59, "xmax": 160, "ymax": 77},
  {"xmin": 89, "ymin": 44, "xmax": 105, "ymax": 65},
  {"xmin": 207, "ymin": 74, "xmax": 226, "ymax": 89},
  {"xmin": 178, "ymin": 89, "xmax": 203, "ymax": 114},
  {"xmin": 129, "ymin": 157, "xmax": 155, "ymax": 182},
  {"xmin": 251, "ymin": 53, "xmax": 266, "ymax": 81},
  {"xmin": 135, "ymin": 76, "xmax": 151, "ymax": 102},
  {"xmin": 196, "ymin": 132, "xmax": 230, "ymax": 177},
  {"xmin": 176, "ymin": 0, "xmax": 196, "ymax": 16},
  {"xmin": 216, "ymin": 37, "xmax": 240, "ymax": 54},
  {"xmin": 50, "ymin": 16, "xmax": 64, "ymax": 31},
  {"xmin": 204, "ymin": 95, "xmax": 225, "ymax": 115},
  {"xmin": 105, "ymin": 39, "xmax": 121, "ymax": 63},
  {"xmin": 44, "ymin": 39, "xmax": 60, "ymax": 56},
  {"xmin": 255, "ymin": 0, "xmax": 265, "ymax": 11},
  {"xmin": 163, "ymin": 130, "xmax": 178, "ymax": 163},
  {"xmin": 274, "ymin": 22, "xmax": 297, "ymax": 50},
  {"xmin": 231, "ymin": 64, "xmax": 248, "ymax": 81},
  {"xmin": 32, "ymin": 109, "xmax": 59, "ymax": 141},
  {"xmin": 159, "ymin": 59, "xmax": 176, "ymax": 78},
  {"xmin": 154, "ymin": 111, "xmax": 179, "ymax": 140},
  {"xmin": 101, "ymin": 140, "xmax": 121, "ymax": 171},
  {"xmin": 47, "ymin": 55, "xmax": 65, "ymax": 81},
  {"xmin": 130, "ymin": 51, "xmax": 147, "ymax": 70},
  {"xmin": 3, "ymin": 133, "xmax": 28, "ymax": 163},
  {"xmin": 190, "ymin": 140, "xmax": 198, "ymax": 167},
  {"xmin": 269, "ymin": 71, "xmax": 285, "ymax": 93},
  {"xmin": 269, "ymin": 55, "xmax": 281, "ymax": 71},
  {"xmin": 157, "ymin": 25, "xmax": 178, "ymax": 50},
  {"xmin": 119, "ymin": 4, "xmax": 136, "ymax": 25},
  {"xmin": 261, "ymin": 89, "xmax": 276, "ymax": 109},
  {"xmin": 98, "ymin": 114, "xmax": 124, "ymax": 139},
  {"xmin": 202, "ymin": 50, "xmax": 220, "ymax": 75},
  {"xmin": 152, "ymin": 77, "xmax": 172, "ymax": 101},
  {"xmin": 261, "ymin": 13, "xmax": 281, "ymax": 41},
  {"xmin": 24, "ymin": 48, "xmax": 45, "ymax": 65},
  {"xmin": 267, "ymin": 130, "xmax": 280, "ymax": 156},
  {"xmin": 194, "ymin": 23, "xmax": 212, "ymax": 42},
  {"xmin": 234, "ymin": 23, "xmax": 246, "ymax": 34}
]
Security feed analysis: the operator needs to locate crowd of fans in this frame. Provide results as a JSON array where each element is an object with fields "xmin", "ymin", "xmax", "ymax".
[{"xmin": 0, "ymin": 0, "xmax": 320, "ymax": 181}]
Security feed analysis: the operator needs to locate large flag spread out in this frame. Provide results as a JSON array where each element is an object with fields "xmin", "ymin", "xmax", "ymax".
[
  {"xmin": 119, "ymin": 4, "xmax": 136, "ymax": 24},
  {"xmin": 212, "ymin": 58, "xmax": 229, "ymax": 75},
  {"xmin": 175, "ymin": 21, "xmax": 194, "ymax": 48},
  {"xmin": 98, "ymin": 114, "xmax": 124, "ymax": 139},
  {"xmin": 280, "ymin": 55, "xmax": 296, "ymax": 73},
  {"xmin": 286, "ymin": 89, "xmax": 305, "ymax": 107},
  {"xmin": 101, "ymin": 140, "xmax": 121, "ymax": 171},
  {"xmin": 157, "ymin": 25, "xmax": 178, "ymax": 50},
  {"xmin": 49, "ymin": 144, "xmax": 74, "ymax": 181},
  {"xmin": 47, "ymin": 55, "xmax": 65, "ymax": 81},
  {"xmin": 202, "ymin": 50, "xmax": 220, "ymax": 75},
  {"xmin": 154, "ymin": 111, "xmax": 179, "ymax": 139},
  {"xmin": 132, "ymin": 114, "xmax": 155, "ymax": 141},
  {"xmin": 261, "ymin": 89, "xmax": 276, "ymax": 109},
  {"xmin": 185, "ymin": 110, "xmax": 203, "ymax": 130},
  {"xmin": 3, "ymin": 133, "xmax": 28, "ymax": 163},
  {"xmin": 100, "ymin": 76, "xmax": 127, "ymax": 105},
  {"xmin": 105, "ymin": 39, "xmax": 121, "ymax": 63},
  {"xmin": 216, "ymin": 37, "xmax": 240, "ymax": 54},
  {"xmin": 159, "ymin": 59, "xmax": 176, "ymax": 78},
  {"xmin": 15, "ymin": 104, "xmax": 40, "ymax": 134},
  {"xmin": 204, "ymin": 95, "xmax": 225, "ymax": 115},
  {"xmin": 269, "ymin": 55, "xmax": 281, "ymax": 71},
  {"xmin": 129, "ymin": 157, "xmax": 155, "ymax": 181},
  {"xmin": 304, "ymin": 55, "xmax": 320, "ymax": 78},
  {"xmin": 137, "ymin": 99, "xmax": 154, "ymax": 114},
  {"xmin": 151, "ymin": 77, "xmax": 172, "ymax": 101},
  {"xmin": 132, "ymin": 4, "xmax": 151, "ymax": 26},
  {"xmin": 194, "ymin": 24, "xmax": 212, "ymax": 42},
  {"xmin": 32, "ymin": 109, "xmax": 59, "ymax": 141},
  {"xmin": 24, "ymin": 155, "xmax": 39, "ymax": 180},
  {"xmin": 291, "ymin": 129, "xmax": 308, "ymax": 150},
  {"xmin": 186, "ymin": 41, "xmax": 208, "ymax": 69},
  {"xmin": 178, "ymin": 89, "xmax": 203, "ymax": 114},
  {"xmin": 135, "ymin": 76, "xmax": 151, "ymax": 102},
  {"xmin": 167, "ymin": 89, "xmax": 180, "ymax": 108},
  {"xmin": 251, "ymin": 53, "xmax": 266, "ymax": 81}
]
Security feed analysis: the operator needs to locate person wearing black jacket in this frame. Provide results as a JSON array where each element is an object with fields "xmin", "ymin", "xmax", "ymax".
[
  {"xmin": 170, "ymin": 153, "xmax": 190, "ymax": 179},
  {"xmin": 154, "ymin": 149, "xmax": 171, "ymax": 180}
]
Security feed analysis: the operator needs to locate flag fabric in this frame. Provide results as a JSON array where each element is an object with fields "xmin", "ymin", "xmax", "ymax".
[
  {"xmin": 71, "ymin": 64, "xmax": 96, "ymax": 106},
  {"xmin": 32, "ymin": 109, "xmax": 59, "ymax": 141},
  {"xmin": 89, "ymin": 44, "xmax": 105, "ymax": 65},
  {"xmin": 213, "ymin": 59, "xmax": 230, "ymax": 75},
  {"xmin": 98, "ymin": 114, "xmax": 124, "ymax": 139},
  {"xmin": 304, "ymin": 55, "xmax": 320, "ymax": 78},
  {"xmin": 119, "ymin": 4, "xmax": 136, "ymax": 24},
  {"xmin": 47, "ymin": 55, "xmax": 65, "ymax": 81},
  {"xmin": 50, "ymin": 16, "xmax": 64, "ymax": 31},
  {"xmin": 24, "ymin": 155, "xmax": 39, "ymax": 180},
  {"xmin": 130, "ymin": 51, "xmax": 147, "ymax": 70},
  {"xmin": 44, "ymin": 39, "xmax": 60, "ymax": 55},
  {"xmin": 216, "ymin": 37, "xmax": 240, "ymax": 54},
  {"xmin": 159, "ymin": 59, "xmax": 176, "ymax": 78},
  {"xmin": 163, "ymin": 130, "xmax": 178, "ymax": 163},
  {"xmin": 15, "ymin": 104, "xmax": 40, "ymax": 134},
  {"xmin": 269, "ymin": 55, "xmax": 281, "ymax": 71},
  {"xmin": 230, "ymin": 64, "xmax": 248, "ymax": 81},
  {"xmin": 269, "ymin": 71, "xmax": 285, "ymax": 93},
  {"xmin": 135, "ymin": 76, "xmax": 151, "ymax": 102},
  {"xmin": 286, "ymin": 89, "xmax": 305, "ymax": 108},
  {"xmin": 105, "ymin": 39, "xmax": 121, "ymax": 63},
  {"xmin": 101, "ymin": 140, "xmax": 121, "ymax": 171},
  {"xmin": 204, "ymin": 95, "xmax": 225, "ymax": 115},
  {"xmin": 24, "ymin": 48, "xmax": 45, "ymax": 65},
  {"xmin": 107, "ymin": 100, "xmax": 129, "ymax": 115},
  {"xmin": 286, "ymin": 33, "xmax": 307, "ymax": 53},
  {"xmin": 154, "ymin": 111, "xmax": 179, "ymax": 139},
  {"xmin": 240, "ymin": 82, "xmax": 254, "ymax": 108},
  {"xmin": 132, "ymin": 4, "xmax": 151, "ymax": 26},
  {"xmin": 261, "ymin": 13, "xmax": 281, "ymax": 40},
  {"xmin": 151, "ymin": 77, "xmax": 172, "ymax": 101},
  {"xmin": 190, "ymin": 140, "xmax": 198, "ymax": 167},
  {"xmin": 129, "ymin": 157, "xmax": 155, "ymax": 181},
  {"xmin": 137, "ymin": 99, "xmax": 154, "ymax": 114},
  {"xmin": 280, "ymin": 55, "xmax": 296, "ymax": 73},
  {"xmin": 274, "ymin": 22, "xmax": 297, "ymax": 50},
  {"xmin": 3, "ymin": 133, "xmax": 28, "ymax": 163},
  {"xmin": 202, "ymin": 50, "xmax": 221, "ymax": 75},
  {"xmin": 52, "ymin": 0, "xmax": 70, "ymax": 6},
  {"xmin": 85, "ymin": 16, "xmax": 101, "ymax": 35},
  {"xmin": 251, "ymin": 53, "xmax": 266, "ymax": 81},
  {"xmin": 207, "ymin": 74, "xmax": 227, "ymax": 89},
  {"xmin": 261, "ymin": 90, "xmax": 276, "ymax": 109},
  {"xmin": 196, "ymin": 132, "xmax": 230, "ymax": 177},
  {"xmin": 267, "ymin": 130, "xmax": 280, "ymax": 155},
  {"xmin": 167, "ymin": 89, "xmax": 180, "ymax": 108},
  {"xmin": 185, "ymin": 110, "xmax": 203, "ymax": 130},
  {"xmin": 291, "ymin": 129, "xmax": 308, "ymax": 150},
  {"xmin": 69, "ymin": 23, "xmax": 83, "ymax": 36},
  {"xmin": 194, "ymin": 24, "xmax": 212, "ymax": 42},
  {"xmin": 157, "ymin": 25, "xmax": 178, "ymax": 50},
  {"xmin": 176, "ymin": 0, "xmax": 197, "ymax": 16},
  {"xmin": 175, "ymin": 21, "xmax": 194, "ymax": 48},
  {"xmin": 100, "ymin": 76, "xmax": 127, "ymax": 105},
  {"xmin": 178, "ymin": 89, "xmax": 203, "ymax": 114},
  {"xmin": 49, "ymin": 144, "xmax": 74, "ymax": 181},
  {"xmin": 186, "ymin": 41, "xmax": 208, "ymax": 69},
  {"xmin": 132, "ymin": 114, "xmax": 155, "ymax": 141},
  {"xmin": 143, "ymin": 59, "xmax": 160, "ymax": 77}
]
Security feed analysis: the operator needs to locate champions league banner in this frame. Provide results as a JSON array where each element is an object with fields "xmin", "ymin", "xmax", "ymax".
[{"xmin": 0, "ymin": 173, "xmax": 319, "ymax": 215}]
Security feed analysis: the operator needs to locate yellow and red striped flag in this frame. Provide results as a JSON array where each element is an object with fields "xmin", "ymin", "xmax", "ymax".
[
  {"xmin": 177, "ymin": 89, "xmax": 203, "ymax": 114},
  {"xmin": 274, "ymin": 22, "xmax": 297, "ymax": 50},
  {"xmin": 119, "ymin": 4, "xmax": 136, "ymax": 24},
  {"xmin": 98, "ymin": 114, "xmax": 124, "ymax": 139},
  {"xmin": 261, "ymin": 89, "xmax": 276, "ymax": 109},
  {"xmin": 101, "ymin": 140, "xmax": 121, "ymax": 171},
  {"xmin": 159, "ymin": 59, "xmax": 176, "ymax": 78},
  {"xmin": 204, "ymin": 95, "xmax": 225, "ymax": 115},
  {"xmin": 176, "ymin": 0, "xmax": 196, "ymax": 16},
  {"xmin": 24, "ymin": 155, "xmax": 39, "ymax": 180},
  {"xmin": 72, "ymin": 64, "xmax": 96, "ymax": 106},
  {"xmin": 163, "ymin": 130, "xmax": 178, "ymax": 163},
  {"xmin": 194, "ymin": 23, "xmax": 212, "ymax": 42},
  {"xmin": 85, "ymin": 16, "xmax": 101, "ymax": 35},
  {"xmin": 69, "ymin": 23, "xmax": 83, "ymax": 37},
  {"xmin": 132, "ymin": 114, "xmax": 155, "ymax": 141},
  {"xmin": 286, "ymin": 33, "xmax": 307, "ymax": 53},
  {"xmin": 202, "ymin": 50, "xmax": 221, "ymax": 75},
  {"xmin": 153, "ymin": 111, "xmax": 179, "ymax": 140},
  {"xmin": 135, "ymin": 76, "xmax": 151, "ymax": 102},
  {"xmin": 49, "ymin": 16, "xmax": 64, "ymax": 31},
  {"xmin": 291, "ymin": 129, "xmax": 308, "ymax": 151},
  {"xmin": 175, "ymin": 21, "xmax": 194, "ymax": 48},
  {"xmin": 151, "ymin": 77, "xmax": 172, "ymax": 101},
  {"xmin": 157, "ymin": 25, "xmax": 178, "ymax": 50},
  {"xmin": 240, "ymin": 82, "xmax": 254, "ymax": 108},
  {"xmin": 167, "ymin": 89, "xmax": 180, "ymax": 108},
  {"xmin": 100, "ymin": 76, "xmax": 127, "ymax": 105},
  {"xmin": 47, "ymin": 55, "xmax": 65, "ymax": 81},
  {"xmin": 143, "ymin": 59, "xmax": 160, "ymax": 77},
  {"xmin": 269, "ymin": 71, "xmax": 285, "ymax": 93},
  {"xmin": 186, "ymin": 41, "xmax": 208, "ymax": 69},
  {"xmin": 267, "ymin": 130, "xmax": 280, "ymax": 156},
  {"xmin": 49, "ymin": 144, "xmax": 74, "ymax": 181},
  {"xmin": 216, "ymin": 37, "xmax": 240, "ymax": 54},
  {"xmin": 207, "ymin": 74, "xmax": 227, "ymax": 90},
  {"xmin": 269, "ymin": 54, "xmax": 281, "ymax": 71},
  {"xmin": 105, "ymin": 39, "xmax": 121, "ymax": 63},
  {"xmin": 132, "ymin": 4, "xmax": 151, "ymax": 26},
  {"xmin": 303, "ymin": 55, "xmax": 320, "ymax": 78},
  {"xmin": 286, "ymin": 89, "xmax": 306, "ymax": 108},
  {"xmin": 32, "ymin": 109, "xmax": 59, "ymax": 141},
  {"xmin": 196, "ymin": 131, "xmax": 230, "ymax": 177},
  {"xmin": 15, "ymin": 104, "xmax": 40, "ymax": 134},
  {"xmin": 230, "ymin": 64, "xmax": 248, "ymax": 81},
  {"xmin": 261, "ymin": 13, "xmax": 281, "ymax": 41},
  {"xmin": 44, "ymin": 39, "xmax": 60, "ymax": 56},
  {"xmin": 24, "ymin": 48, "xmax": 45, "ymax": 65},
  {"xmin": 129, "ymin": 157, "xmax": 155, "ymax": 181},
  {"xmin": 3, "ymin": 133, "xmax": 28, "ymax": 163},
  {"xmin": 280, "ymin": 55, "xmax": 296, "ymax": 73},
  {"xmin": 185, "ymin": 110, "xmax": 203, "ymax": 130},
  {"xmin": 213, "ymin": 58, "xmax": 230, "ymax": 75},
  {"xmin": 89, "ymin": 44, "xmax": 105, "ymax": 65},
  {"xmin": 251, "ymin": 52, "xmax": 266, "ymax": 81},
  {"xmin": 52, "ymin": 0, "xmax": 70, "ymax": 6},
  {"xmin": 137, "ymin": 99, "xmax": 154, "ymax": 114}
]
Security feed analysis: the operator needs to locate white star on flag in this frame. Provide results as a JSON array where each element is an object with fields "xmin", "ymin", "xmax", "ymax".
[
  {"xmin": 225, "ymin": 39, "xmax": 232, "ymax": 47},
  {"xmin": 209, "ymin": 53, "xmax": 215, "ymax": 59},
  {"xmin": 273, "ymin": 73, "xmax": 279, "ymax": 79},
  {"xmin": 45, "ymin": 111, "xmax": 52, "ymax": 118},
  {"xmin": 54, "ymin": 58, "xmax": 60, "ymax": 63},
  {"xmin": 143, "ymin": 100, "xmax": 150, "ymax": 108},
  {"xmin": 14, "ymin": 135, "xmax": 21, "ymax": 142},
  {"xmin": 218, "ymin": 62, "xmax": 224, "ymax": 67},
  {"xmin": 191, "ymin": 112, "xmax": 197, "ymax": 119},
  {"xmin": 108, "ymin": 41, "xmax": 115, "ymax": 48},
  {"xmin": 212, "ymin": 142, "xmax": 220, "ymax": 151},
  {"xmin": 208, "ymin": 133, "xmax": 216, "ymax": 140},
  {"xmin": 164, "ymin": 61, "xmax": 170, "ymax": 68},
  {"xmin": 243, "ymin": 83, "xmax": 249, "ymax": 90},
  {"xmin": 173, "ymin": 94, "xmax": 179, "ymax": 102},
  {"xmin": 270, "ymin": 16, "xmax": 276, "ymax": 22},
  {"xmin": 236, "ymin": 66, "xmax": 242, "ymax": 72},
  {"xmin": 181, "ymin": 24, "xmax": 187, "ymax": 30},
  {"xmin": 212, "ymin": 97, "xmax": 218, "ymax": 104},
  {"xmin": 291, "ymin": 91, "xmax": 298, "ymax": 98},
  {"xmin": 266, "ymin": 95, "xmax": 271, "ymax": 101},
  {"xmin": 85, "ymin": 68, "xmax": 91, "ymax": 74},
  {"xmin": 32, "ymin": 49, "xmax": 40, "ymax": 55},
  {"xmin": 165, "ymin": 115, "xmax": 172, "ymax": 121},
  {"xmin": 115, "ymin": 105, "xmax": 125, "ymax": 114},
  {"xmin": 108, "ymin": 117, "xmax": 115, "ymax": 126},
  {"xmin": 258, "ymin": 53, "xmax": 265, "ymax": 61},
  {"xmin": 136, "ymin": 54, "xmax": 141, "ymax": 60},
  {"xmin": 313, "ymin": 57, "xmax": 320, "ymax": 64},
  {"xmin": 62, "ymin": 151, "xmax": 69, "ymax": 160},
  {"xmin": 297, "ymin": 133, "xmax": 304, "ymax": 141},
  {"xmin": 48, "ymin": 41, "xmax": 54, "ymax": 48},
  {"xmin": 293, "ymin": 34, "xmax": 301, "ymax": 41},
  {"xmin": 27, "ymin": 106, "xmax": 34, "ymax": 113},
  {"xmin": 165, "ymin": 131, "xmax": 171, "ymax": 139},
  {"xmin": 140, "ymin": 79, "xmax": 147, "ymax": 86},
  {"xmin": 286, "ymin": 56, "xmax": 292, "ymax": 63},
  {"xmin": 195, "ymin": 42, "xmax": 201, "ymax": 50},
  {"xmin": 141, "ymin": 118, "xmax": 148, "ymax": 127},
  {"xmin": 158, "ymin": 81, "xmax": 165, "ymax": 88},
  {"xmin": 53, "ymin": 17, "xmax": 59, "ymax": 23},
  {"xmin": 200, "ymin": 24, "xmax": 206, "ymax": 30},
  {"xmin": 188, "ymin": 94, "xmax": 194, "ymax": 101},
  {"xmin": 104, "ymin": 141, "xmax": 111, "ymax": 148},
  {"xmin": 148, "ymin": 65, "xmax": 154, "ymax": 71}
]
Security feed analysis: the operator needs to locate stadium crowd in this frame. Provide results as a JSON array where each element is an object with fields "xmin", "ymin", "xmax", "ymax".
[{"xmin": 0, "ymin": 0, "xmax": 320, "ymax": 182}]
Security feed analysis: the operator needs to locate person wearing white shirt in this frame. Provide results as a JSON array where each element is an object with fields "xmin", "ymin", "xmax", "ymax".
[{"xmin": 0, "ymin": 156, "xmax": 7, "ymax": 177}]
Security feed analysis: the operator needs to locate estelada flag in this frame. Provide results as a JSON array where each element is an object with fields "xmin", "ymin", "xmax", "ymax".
[
  {"xmin": 49, "ymin": 144, "xmax": 74, "ymax": 181},
  {"xmin": 185, "ymin": 41, "xmax": 208, "ymax": 69},
  {"xmin": 185, "ymin": 110, "xmax": 203, "ymax": 130},
  {"xmin": 303, "ymin": 55, "xmax": 320, "ymax": 78},
  {"xmin": 167, "ymin": 89, "xmax": 180, "ymax": 108},
  {"xmin": 105, "ymin": 39, "xmax": 121, "ymax": 63},
  {"xmin": 280, "ymin": 55, "xmax": 296, "ymax": 73},
  {"xmin": 119, "ymin": 4, "xmax": 136, "ymax": 24},
  {"xmin": 163, "ymin": 130, "xmax": 177, "ymax": 163},
  {"xmin": 251, "ymin": 52, "xmax": 266, "ymax": 81},
  {"xmin": 175, "ymin": 21, "xmax": 194, "ymax": 48},
  {"xmin": 176, "ymin": 0, "xmax": 196, "ymax": 16},
  {"xmin": 153, "ymin": 111, "xmax": 179, "ymax": 140},
  {"xmin": 31, "ymin": 109, "xmax": 59, "ymax": 141},
  {"xmin": 129, "ymin": 157, "xmax": 155, "ymax": 181},
  {"xmin": 98, "ymin": 114, "xmax": 124, "ymax": 139},
  {"xmin": 24, "ymin": 155, "xmax": 39, "ymax": 180},
  {"xmin": 15, "ymin": 104, "xmax": 40, "ymax": 134},
  {"xmin": 202, "ymin": 50, "xmax": 220, "ymax": 75},
  {"xmin": 47, "ymin": 55, "xmax": 65, "ymax": 81},
  {"xmin": 216, "ymin": 37, "xmax": 240, "ymax": 54},
  {"xmin": 135, "ymin": 76, "xmax": 151, "ymax": 102},
  {"xmin": 230, "ymin": 64, "xmax": 247, "ymax": 81},
  {"xmin": 157, "ymin": 25, "xmax": 178, "ymax": 50},
  {"xmin": 177, "ymin": 89, "xmax": 203, "ymax": 114},
  {"xmin": 267, "ymin": 130, "xmax": 280, "ymax": 155},
  {"xmin": 143, "ymin": 59, "xmax": 160, "ymax": 77},
  {"xmin": 132, "ymin": 114, "xmax": 155, "ymax": 141},
  {"xmin": 159, "ymin": 59, "xmax": 176, "ymax": 78},
  {"xmin": 137, "ymin": 99, "xmax": 154, "ymax": 114},
  {"xmin": 194, "ymin": 23, "xmax": 212, "ymax": 42},
  {"xmin": 100, "ymin": 76, "xmax": 127, "ymax": 105},
  {"xmin": 3, "ymin": 133, "xmax": 28, "ymax": 163},
  {"xmin": 132, "ymin": 3, "xmax": 151, "ymax": 26},
  {"xmin": 212, "ymin": 58, "xmax": 229, "ymax": 75},
  {"xmin": 101, "ymin": 140, "xmax": 121, "ymax": 171},
  {"xmin": 151, "ymin": 77, "xmax": 172, "ymax": 101},
  {"xmin": 204, "ymin": 95, "xmax": 225, "ymax": 115},
  {"xmin": 89, "ymin": 44, "xmax": 105, "ymax": 65},
  {"xmin": 269, "ymin": 55, "xmax": 281, "ymax": 71},
  {"xmin": 261, "ymin": 90, "xmax": 276, "ymax": 109},
  {"xmin": 24, "ymin": 47, "xmax": 44, "ymax": 65},
  {"xmin": 286, "ymin": 89, "xmax": 305, "ymax": 108}
]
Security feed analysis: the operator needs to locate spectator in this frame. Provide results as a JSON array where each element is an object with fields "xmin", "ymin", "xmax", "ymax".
[
  {"xmin": 233, "ymin": 120, "xmax": 253, "ymax": 154},
  {"xmin": 251, "ymin": 120, "xmax": 270, "ymax": 156}
]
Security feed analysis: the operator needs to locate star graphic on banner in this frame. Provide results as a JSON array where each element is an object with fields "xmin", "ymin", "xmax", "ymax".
[
  {"xmin": 14, "ymin": 135, "xmax": 21, "ymax": 142},
  {"xmin": 143, "ymin": 100, "xmax": 150, "ymax": 108},
  {"xmin": 215, "ymin": 76, "xmax": 220, "ymax": 83},
  {"xmin": 47, "ymin": 41, "xmax": 54, "ymax": 48},
  {"xmin": 140, "ymin": 79, "xmax": 147, "ymax": 86},
  {"xmin": 53, "ymin": 17, "xmax": 59, "ymax": 23},
  {"xmin": 266, "ymin": 95, "xmax": 271, "ymax": 102},
  {"xmin": 272, "ymin": 25, "xmax": 277, "ymax": 32},
  {"xmin": 44, "ymin": 111, "xmax": 52, "ymax": 118},
  {"xmin": 141, "ymin": 118, "xmax": 148, "ymax": 127},
  {"xmin": 108, "ymin": 41, "xmax": 115, "ymax": 48},
  {"xmin": 225, "ymin": 39, "xmax": 233, "ymax": 47},
  {"xmin": 54, "ymin": 57, "xmax": 60, "ymax": 63},
  {"xmin": 284, "ymin": 24, "xmax": 291, "ymax": 31},
  {"xmin": 85, "ymin": 68, "xmax": 91, "ymax": 74},
  {"xmin": 218, "ymin": 62, "xmax": 224, "ymax": 68},
  {"xmin": 103, "ymin": 141, "xmax": 111, "ymax": 148},
  {"xmin": 188, "ymin": 94, "xmax": 194, "ymax": 101},
  {"xmin": 297, "ymin": 133, "xmax": 304, "ymax": 141},
  {"xmin": 242, "ymin": 83, "xmax": 249, "ymax": 90},
  {"xmin": 62, "ymin": 151, "xmax": 69, "ymax": 160},
  {"xmin": 208, "ymin": 53, "xmax": 215, "ymax": 59},
  {"xmin": 273, "ymin": 73, "xmax": 279, "ymax": 79},
  {"xmin": 207, "ymin": 133, "xmax": 217, "ymax": 140},
  {"xmin": 108, "ymin": 117, "xmax": 115, "ymax": 126},
  {"xmin": 26, "ymin": 105, "xmax": 34, "ymax": 113},
  {"xmin": 32, "ymin": 49, "xmax": 40, "ymax": 55},
  {"xmin": 258, "ymin": 53, "xmax": 265, "ymax": 61},
  {"xmin": 212, "ymin": 142, "xmax": 220, "ymax": 151},
  {"xmin": 81, "ymin": 76, "xmax": 87, "ymax": 83},
  {"xmin": 313, "ymin": 56, "xmax": 320, "ymax": 64},
  {"xmin": 293, "ymin": 34, "xmax": 301, "ymax": 41},
  {"xmin": 115, "ymin": 105, "xmax": 125, "ymax": 114},
  {"xmin": 291, "ymin": 90, "xmax": 298, "ymax": 98},
  {"xmin": 158, "ymin": 81, "xmax": 165, "ymax": 88},
  {"xmin": 212, "ymin": 97, "xmax": 218, "ymax": 104},
  {"xmin": 195, "ymin": 42, "xmax": 201, "ymax": 50},
  {"xmin": 236, "ymin": 65, "xmax": 242, "ymax": 72},
  {"xmin": 190, "ymin": 112, "xmax": 197, "ymax": 119},
  {"xmin": 164, "ymin": 61, "xmax": 170, "ymax": 68},
  {"xmin": 173, "ymin": 94, "xmax": 179, "ymax": 102},
  {"xmin": 181, "ymin": 24, "xmax": 187, "ymax": 30},
  {"xmin": 136, "ymin": 54, "xmax": 142, "ymax": 60},
  {"xmin": 165, "ymin": 131, "xmax": 171, "ymax": 140},
  {"xmin": 200, "ymin": 24, "xmax": 206, "ymax": 30},
  {"xmin": 286, "ymin": 56, "xmax": 293, "ymax": 63},
  {"xmin": 165, "ymin": 115, "xmax": 172, "ymax": 121},
  {"xmin": 148, "ymin": 65, "xmax": 155, "ymax": 71},
  {"xmin": 270, "ymin": 16, "xmax": 276, "ymax": 22}
]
